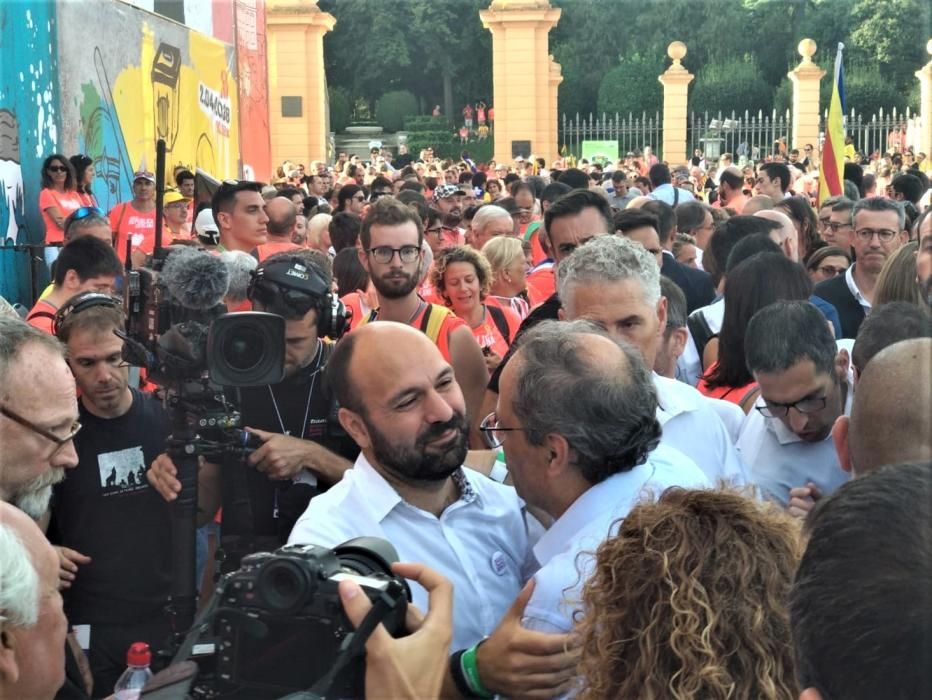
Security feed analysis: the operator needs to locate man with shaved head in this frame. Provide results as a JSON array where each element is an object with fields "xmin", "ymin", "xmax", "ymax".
[
  {"xmin": 288, "ymin": 322, "xmax": 532, "ymax": 651},
  {"xmin": 755, "ymin": 209, "xmax": 799, "ymax": 262},
  {"xmin": 254, "ymin": 196, "xmax": 301, "ymax": 261},
  {"xmin": 833, "ymin": 338, "xmax": 932, "ymax": 477}
]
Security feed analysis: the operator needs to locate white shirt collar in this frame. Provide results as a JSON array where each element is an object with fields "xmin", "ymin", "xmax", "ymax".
[
  {"xmin": 653, "ymin": 373, "xmax": 700, "ymax": 425},
  {"xmin": 533, "ymin": 462, "xmax": 654, "ymax": 567},
  {"xmin": 845, "ymin": 264, "xmax": 872, "ymax": 311},
  {"xmin": 350, "ymin": 453, "xmax": 478, "ymax": 523}
]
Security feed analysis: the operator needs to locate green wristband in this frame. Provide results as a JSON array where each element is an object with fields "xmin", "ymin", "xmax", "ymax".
[{"xmin": 461, "ymin": 642, "xmax": 494, "ymax": 699}]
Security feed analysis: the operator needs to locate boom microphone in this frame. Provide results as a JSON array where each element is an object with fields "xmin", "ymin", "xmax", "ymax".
[
  {"xmin": 160, "ymin": 246, "xmax": 230, "ymax": 310},
  {"xmin": 218, "ymin": 250, "xmax": 258, "ymax": 306}
]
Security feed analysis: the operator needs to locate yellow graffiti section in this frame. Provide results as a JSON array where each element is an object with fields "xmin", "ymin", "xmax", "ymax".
[{"xmin": 111, "ymin": 23, "xmax": 240, "ymax": 180}]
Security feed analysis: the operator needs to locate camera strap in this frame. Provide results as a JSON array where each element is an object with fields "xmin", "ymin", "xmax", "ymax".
[{"xmin": 277, "ymin": 582, "xmax": 406, "ymax": 700}]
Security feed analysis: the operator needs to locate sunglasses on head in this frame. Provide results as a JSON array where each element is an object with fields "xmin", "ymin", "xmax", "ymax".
[{"xmin": 72, "ymin": 206, "xmax": 105, "ymax": 221}]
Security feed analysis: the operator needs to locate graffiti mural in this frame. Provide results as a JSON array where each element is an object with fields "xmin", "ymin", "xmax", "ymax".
[
  {"xmin": 56, "ymin": 0, "xmax": 240, "ymax": 211},
  {"xmin": 0, "ymin": 0, "xmax": 61, "ymax": 303},
  {"xmin": 235, "ymin": 0, "xmax": 271, "ymax": 180}
]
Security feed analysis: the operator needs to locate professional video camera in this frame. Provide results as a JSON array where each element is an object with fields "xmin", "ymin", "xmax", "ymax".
[
  {"xmin": 151, "ymin": 537, "xmax": 410, "ymax": 700},
  {"xmin": 119, "ymin": 140, "xmax": 288, "ymax": 636}
]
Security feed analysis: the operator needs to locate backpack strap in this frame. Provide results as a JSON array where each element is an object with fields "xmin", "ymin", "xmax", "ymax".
[
  {"xmin": 420, "ymin": 304, "xmax": 455, "ymax": 345},
  {"xmin": 486, "ymin": 304, "xmax": 511, "ymax": 346},
  {"xmin": 687, "ymin": 311, "xmax": 715, "ymax": 369}
]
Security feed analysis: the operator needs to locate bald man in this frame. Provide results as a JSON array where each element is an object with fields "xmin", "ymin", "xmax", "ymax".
[
  {"xmin": 288, "ymin": 322, "xmax": 532, "ymax": 652},
  {"xmin": 0, "ymin": 502, "xmax": 69, "ymax": 700},
  {"xmin": 741, "ymin": 194, "xmax": 775, "ymax": 215},
  {"xmin": 833, "ymin": 338, "xmax": 932, "ymax": 477},
  {"xmin": 755, "ymin": 209, "xmax": 799, "ymax": 262},
  {"xmin": 254, "ymin": 196, "xmax": 301, "ymax": 261}
]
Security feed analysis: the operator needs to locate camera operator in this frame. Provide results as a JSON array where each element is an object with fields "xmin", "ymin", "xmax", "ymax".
[
  {"xmin": 47, "ymin": 292, "xmax": 173, "ymax": 693},
  {"xmin": 148, "ymin": 249, "xmax": 358, "ymax": 569}
]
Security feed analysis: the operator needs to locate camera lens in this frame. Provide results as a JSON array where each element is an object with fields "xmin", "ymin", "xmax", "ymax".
[
  {"xmin": 222, "ymin": 326, "xmax": 264, "ymax": 372},
  {"xmin": 257, "ymin": 559, "xmax": 315, "ymax": 614}
]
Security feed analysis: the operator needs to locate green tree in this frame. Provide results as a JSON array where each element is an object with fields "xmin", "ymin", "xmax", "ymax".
[
  {"xmin": 375, "ymin": 90, "xmax": 418, "ymax": 132},
  {"xmin": 328, "ymin": 86, "xmax": 352, "ymax": 132},
  {"xmin": 850, "ymin": 0, "xmax": 930, "ymax": 94},
  {"xmin": 596, "ymin": 55, "xmax": 664, "ymax": 117},
  {"xmin": 690, "ymin": 56, "xmax": 774, "ymax": 116}
]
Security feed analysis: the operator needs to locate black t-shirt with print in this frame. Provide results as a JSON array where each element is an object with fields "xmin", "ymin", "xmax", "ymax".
[
  {"xmin": 49, "ymin": 390, "xmax": 172, "ymax": 625},
  {"xmin": 220, "ymin": 340, "xmax": 359, "ymax": 545}
]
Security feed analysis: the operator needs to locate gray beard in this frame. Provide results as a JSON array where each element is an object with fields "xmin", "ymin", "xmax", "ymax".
[{"xmin": 10, "ymin": 467, "xmax": 66, "ymax": 520}]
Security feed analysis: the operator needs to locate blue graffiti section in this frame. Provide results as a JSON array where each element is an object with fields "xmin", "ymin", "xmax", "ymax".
[{"xmin": 0, "ymin": 0, "xmax": 60, "ymax": 305}]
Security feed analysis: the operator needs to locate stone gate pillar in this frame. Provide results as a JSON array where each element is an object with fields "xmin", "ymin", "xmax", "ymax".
[
  {"xmin": 480, "ymin": 0, "xmax": 562, "ymax": 165},
  {"xmin": 916, "ymin": 40, "xmax": 932, "ymax": 162},
  {"xmin": 658, "ymin": 41, "xmax": 693, "ymax": 166},
  {"xmin": 267, "ymin": 0, "xmax": 335, "ymax": 168},
  {"xmin": 788, "ymin": 39, "xmax": 826, "ymax": 153}
]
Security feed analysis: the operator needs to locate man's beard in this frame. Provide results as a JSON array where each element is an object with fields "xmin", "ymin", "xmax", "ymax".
[
  {"xmin": 369, "ymin": 412, "xmax": 469, "ymax": 483},
  {"xmin": 372, "ymin": 269, "xmax": 419, "ymax": 300},
  {"xmin": 10, "ymin": 467, "xmax": 66, "ymax": 520}
]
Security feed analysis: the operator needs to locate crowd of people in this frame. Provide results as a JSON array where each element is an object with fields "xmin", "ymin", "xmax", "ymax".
[{"xmin": 1, "ymin": 134, "xmax": 931, "ymax": 700}]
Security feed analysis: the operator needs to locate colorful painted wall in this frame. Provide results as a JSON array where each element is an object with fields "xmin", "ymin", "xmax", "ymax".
[
  {"xmin": 0, "ymin": 0, "xmax": 61, "ymax": 304},
  {"xmin": 0, "ymin": 0, "xmax": 242, "ymax": 304},
  {"xmin": 57, "ymin": 0, "xmax": 241, "ymax": 213}
]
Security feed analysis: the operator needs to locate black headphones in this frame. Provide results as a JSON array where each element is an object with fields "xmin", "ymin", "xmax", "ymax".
[
  {"xmin": 52, "ymin": 292, "xmax": 123, "ymax": 338},
  {"xmin": 247, "ymin": 257, "xmax": 349, "ymax": 339}
]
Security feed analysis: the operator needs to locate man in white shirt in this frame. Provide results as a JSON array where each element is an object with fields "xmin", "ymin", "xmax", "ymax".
[
  {"xmin": 490, "ymin": 320, "xmax": 710, "ymax": 637},
  {"xmin": 556, "ymin": 235, "xmax": 747, "ymax": 485},
  {"xmin": 288, "ymin": 322, "xmax": 532, "ymax": 652},
  {"xmin": 738, "ymin": 301, "xmax": 852, "ymax": 506}
]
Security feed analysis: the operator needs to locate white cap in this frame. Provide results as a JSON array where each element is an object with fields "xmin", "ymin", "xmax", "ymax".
[{"xmin": 194, "ymin": 208, "xmax": 219, "ymax": 237}]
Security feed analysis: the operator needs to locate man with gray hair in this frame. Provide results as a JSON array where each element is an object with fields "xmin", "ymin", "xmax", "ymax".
[
  {"xmin": 556, "ymin": 235, "xmax": 747, "ymax": 484},
  {"xmin": 490, "ymin": 320, "xmax": 709, "ymax": 639},
  {"xmin": 469, "ymin": 204, "xmax": 515, "ymax": 250},
  {"xmin": 814, "ymin": 197, "xmax": 909, "ymax": 338},
  {"xmin": 0, "ymin": 501, "xmax": 69, "ymax": 700},
  {"xmin": 0, "ymin": 317, "xmax": 80, "ymax": 517}
]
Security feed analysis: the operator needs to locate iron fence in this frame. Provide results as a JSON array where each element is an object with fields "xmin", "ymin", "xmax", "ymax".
[
  {"xmin": 687, "ymin": 110, "xmax": 792, "ymax": 162},
  {"xmin": 559, "ymin": 112, "xmax": 662, "ymax": 160},
  {"xmin": 825, "ymin": 106, "xmax": 920, "ymax": 157}
]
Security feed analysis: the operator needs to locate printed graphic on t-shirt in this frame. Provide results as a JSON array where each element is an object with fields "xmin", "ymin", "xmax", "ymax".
[{"xmin": 97, "ymin": 446, "xmax": 149, "ymax": 496}]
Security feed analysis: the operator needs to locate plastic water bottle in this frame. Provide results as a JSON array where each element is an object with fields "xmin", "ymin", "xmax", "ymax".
[{"xmin": 113, "ymin": 642, "xmax": 153, "ymax": 700}]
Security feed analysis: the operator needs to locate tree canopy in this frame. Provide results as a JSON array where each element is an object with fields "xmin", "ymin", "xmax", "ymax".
[{"xmin": 320, "ymin": 0, "xmax": 930, "ymax": 126}]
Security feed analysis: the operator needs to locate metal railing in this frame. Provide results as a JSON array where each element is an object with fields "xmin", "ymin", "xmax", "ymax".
[
  {"xmin": 825, "ymin": 106, "xmax": 921, "ymax": 156},
  {"xmin": 559, "ymin": 112, "xmax": 662, "ymax": 160},
  {"xmin": 687, "ymin": 110, "xmax": 792, "ymax": 162}
]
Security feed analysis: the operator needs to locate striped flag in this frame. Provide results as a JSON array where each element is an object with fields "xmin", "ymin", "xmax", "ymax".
[{"xmin": 818, "ymin": 43, "xmax": 846, "ymax": 205}]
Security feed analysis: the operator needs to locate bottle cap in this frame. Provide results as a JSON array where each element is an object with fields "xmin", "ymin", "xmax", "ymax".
[{"xmin": 127, "ymin": 642, "xmax": 151, "ymax": 667}]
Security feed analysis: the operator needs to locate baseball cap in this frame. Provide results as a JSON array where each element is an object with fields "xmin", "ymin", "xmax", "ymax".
[
  {"xmin": 163, "ymin": 189, "xmax": 190, "ymax": 206},
  {"xmin": 194, "ymin": 209, "xmax": 219, "ymax": 239},
  {"xmin": 134, "ymin": 169, "xmax": 155, "ymax": 183},
  {"xmin": 432, "ymin": 183, "xmax": 466, "ymax": 202}
]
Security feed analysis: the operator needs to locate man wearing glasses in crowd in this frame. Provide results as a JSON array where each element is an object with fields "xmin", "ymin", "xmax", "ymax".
[
  {"xmin": 738, "ymin": 301, "xmax": 853, "ymax": 507},
  {"xmin": 813, "ymin": 197, "xmax": 909, "ymax": 338}
]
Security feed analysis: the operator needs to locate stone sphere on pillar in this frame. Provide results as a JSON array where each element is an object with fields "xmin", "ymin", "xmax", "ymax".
[
  {"xmin": 798, "ymin": 39, "xmax": 817, "ymax": 62},
  {"xmin": 667, "ymin": 41, "xmax": 687, "ymax": 65}
]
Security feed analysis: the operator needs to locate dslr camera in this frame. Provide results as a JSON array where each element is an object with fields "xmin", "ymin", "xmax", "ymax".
[{"xmin": 173, "ymin": 537, "xmax": 410, "ymax": 700}]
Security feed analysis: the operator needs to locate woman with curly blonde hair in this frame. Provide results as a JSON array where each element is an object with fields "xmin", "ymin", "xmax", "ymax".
[{"xmin": 577, "ymin": 488, "xmax": 802, "ymax": 700}]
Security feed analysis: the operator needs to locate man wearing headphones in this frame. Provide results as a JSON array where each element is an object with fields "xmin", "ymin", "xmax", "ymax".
[
  {"xmin": 148, "ymin": 248, "xmax": 358, "ymax": 569},
  {"xmin": 48, "ymin": 291, "xmax": 173, "ymax": 694}
]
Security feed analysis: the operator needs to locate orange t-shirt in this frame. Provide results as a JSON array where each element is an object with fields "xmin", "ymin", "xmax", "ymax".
[
  {"xmin": 25, "ymin": 299, "xmax": 58, "ymax": 335},
  {"xmin": 523, "ymin": 221, "xmax": 548, "ymax": 266},
  {"xmin": 526, "ymin": 265, "xmax": 555, "ymax": 304},
  {"xmin": 109, "ymin": 202, "xmax": 157, "ymax": 256},
  {"xmin": 469, "ymin": 302, "xmax": 521, "ymax": 359},
  {"xmin": 39, "ymin": 188, "xmax": 83, "ymax": 243},
  {"xmin": 357, "ymin": 301, "xmax": 465, "ymax": 362},
  {"xmin": 254, "ymin": 240, "xmax": 301, "ymax": 262}
]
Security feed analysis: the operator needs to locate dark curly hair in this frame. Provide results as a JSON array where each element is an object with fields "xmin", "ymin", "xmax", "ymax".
[{"xmin": 577, "ymin": 487, "xmax": 802, "ymax": 700}]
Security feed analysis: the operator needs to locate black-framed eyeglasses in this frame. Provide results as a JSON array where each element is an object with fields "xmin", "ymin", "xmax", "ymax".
[
  {"xmin": 0, "ymin": 404, "xmax": 81, "ymax": 455},
  {"xmin": 366, "ymin": 245, "xmax": 421, "ymax": 264},
  {"xmin": 425, "ymin": 226, "xmax": 443, "ymax": 237},
  {"xmin": 817, "ymin": 264, "xmax": 848, "ymax": 277},
  {"xmin": 855, "ymin": 228, "xmax": 899, "ymax": 243},
  {"xmin": 756, "ymin": 396, "xmax": 828, "ymax": 419},
  {"xmin": 824, "ymin": 221, "xmax": 852, "ymax": 232},
  {"xmin": 479, "ymin": 412, "xmax": 528, "ymax": 449}
]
